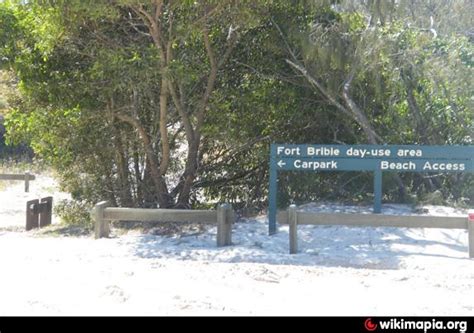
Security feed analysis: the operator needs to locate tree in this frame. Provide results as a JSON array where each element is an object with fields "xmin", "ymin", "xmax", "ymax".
[
  {"xmin": 277, "ymin": 0, "xmax": 473, "ymax": 201},
  {"xmin": 2, "ymin": 0, "xmax": 472, "ymax": 209},
  {"xmin": 114, "ymin": 1, "xmax": 247, "ymax": 207},
  {"xmin": 2, "ymin": 0, "xmax": 265, "ymax": 207}
]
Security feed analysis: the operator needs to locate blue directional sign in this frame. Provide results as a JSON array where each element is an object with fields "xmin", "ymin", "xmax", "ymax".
[
  {"xmin": 273, "ymin": 144, "xmax": 474, "ymax": 160},
  {"xmin": 268, "ymin": 144, "xmax": 474, "ymax": 234},
  {"xmin": 274, "ymin": 158, "xmax": 472, "ymax": 172}
]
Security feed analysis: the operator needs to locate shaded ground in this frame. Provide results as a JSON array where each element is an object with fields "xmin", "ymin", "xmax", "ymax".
[{"xmin": 0, "ymin": 174, "xmax": 473, "ymax": 315}]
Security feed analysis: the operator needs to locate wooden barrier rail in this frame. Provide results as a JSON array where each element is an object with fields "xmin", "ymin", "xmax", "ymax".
[
  {"xmin": 282, "ymin": 205, "xmax": 473, "ymax": 258},
  {"xmin": 0, "ymin": 172, "xmax": 35, "ymax": 192},
  {"xmin": 92, "ymin": 201, "xmax": 234, "ymax": 247}
]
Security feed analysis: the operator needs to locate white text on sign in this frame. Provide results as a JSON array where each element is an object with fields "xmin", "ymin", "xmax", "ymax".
[{"xmin": 276, "ymin": 146, "xmax": 424, "ymax": 158}]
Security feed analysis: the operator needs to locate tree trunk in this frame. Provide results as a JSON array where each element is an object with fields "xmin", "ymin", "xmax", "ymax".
[
  {"xmin": 130, "ymin": 5, "xmax": 238, "ymax": 209},
  {"xmin": 113, "ymin": 125, "xmax": 133, "ymax": 207},
  {"xmin": 159, "ymin": 79, "xmax": 170, "ymax": 176},
  {"xmin": 342, "ymin": 74, "xmax": 381, "ymax": 144},
  {"xmin": 177, "ymin": 140, "xmax": 199, "ymax": 208},
  {"xmin": 142, "ymin": 162, "xmax": 156, "ymax": 208},
  {"xmin": 133, "ymin": 145, "xmax": 143, "ymax": 206},
  {"xmin": 286, "ymin": 59, "xmax": 383, "ymax": 144},
  {"xmin": 172, "ymin": 26, "xmax": 220, "ymax": 208},
  {"xmin": 115, "ymin": 113, "xmax": 172, "ymax": 208}
]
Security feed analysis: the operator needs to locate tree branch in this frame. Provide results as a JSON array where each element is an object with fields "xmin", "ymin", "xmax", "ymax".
[
  {"xmin": 342, "ymin": 73, "xmax": 382, "ymax": 144},
  {"xmin": 130, "ymin": 3, "xmax": 166, "ymax": 61},
  {"xmin": 286, "ymin": 59, "xmax": 382, "ymax": 144},
  {"xmin": 271, "ymin": 18, "xmax": 298, "ymax": 62},
  {"xmin": 195, "ymin": 24, "xmax": 218, "ymax": 136},
  {"xmin": 167, "ymin": 80, "xmax": 195, "ymax": 142},
  {"xmin": 218, "ymin": 25, "xmax": 240, "ymax": 68},
  {"xmin": 286, "ymin": 59, "xmax": 352, "ymax": 117}
]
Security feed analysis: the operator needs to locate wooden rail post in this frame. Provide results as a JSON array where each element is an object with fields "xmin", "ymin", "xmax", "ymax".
[
  {"xmin": 39, "ymin": 196, "xmax": 53, "ymax": 227},
  {"xmin": 226, "ymin": 205, "xmax": 235, "ymax": 245},
  {"xmin": 469, "ymin": 212, "xmax": 474, "ymax": 259},
  {"xmin": 24, "ymin": 171, "xmax": 31, "ymax": 192},
  {"xmin": 217, "ymin": 203, "xmax": 232, "ymax": 246},
  {"xmin": 289, "ymin": 205, "xmax": 298, "ymax": 254},
  {"xmin": 93, "ymin": 201, "xmax": 110, "ymax": 239},
  {"xmin": 26, "ymin": 199, "xmax": 39, "ymax": 231}
]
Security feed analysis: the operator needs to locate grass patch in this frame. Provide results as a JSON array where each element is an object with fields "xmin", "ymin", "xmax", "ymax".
[
  {"xmin": 34, "ymin": 224, "xmax": 92, "ymax": 237},
  {"xmin": 0, "ymin": 225, "xmax": 25, "ymax": 233}
]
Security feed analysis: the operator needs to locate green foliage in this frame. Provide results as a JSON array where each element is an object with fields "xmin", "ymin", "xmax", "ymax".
[
  {"xmin": 54, "ymin": 199, "xmax": 93, "ymax": 228},
  {"xmin": 419, "ymin": 190, "xmax": 446, "ymax": 206},
  {"xmin": 0, "ymin": 5, "xmax": 22, "ymax": 68},
  {"xmin": 1, "ymin": 0, "xmax": 472, "ymax": 209},
  {"xmin": 276, "ymin": 0, "xmax": 474, "ymax": 206}
]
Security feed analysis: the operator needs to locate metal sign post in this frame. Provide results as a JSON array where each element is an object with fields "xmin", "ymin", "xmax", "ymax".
[{"xmin": 268, "ymin": 144, "xmax": 474, "ymax": 235}]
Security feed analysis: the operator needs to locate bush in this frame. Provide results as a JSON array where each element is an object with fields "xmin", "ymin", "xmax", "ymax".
[
  {"xmin": 419, "ymin": 190, "xmax": 445, "ymax": 206},
  {"xmin": 54, "ymin": 199, "xmax": 93, "ymax": 228}
]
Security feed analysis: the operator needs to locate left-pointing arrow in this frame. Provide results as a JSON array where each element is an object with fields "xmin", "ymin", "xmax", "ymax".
[{"xmin": 277, "ymin": 160, "xmax": 286, "ymax": 168}]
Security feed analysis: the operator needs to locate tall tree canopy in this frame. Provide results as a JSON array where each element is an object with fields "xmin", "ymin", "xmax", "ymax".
[{"xmin": 2, "ymin": 0, "xmax": 472, "ymax": 209}]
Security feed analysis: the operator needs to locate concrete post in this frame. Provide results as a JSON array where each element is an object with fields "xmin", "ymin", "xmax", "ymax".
[
  {"xmin": 217, "ymin": 203, "xmax": 233, "ymax": 246},
  {"xmin": 93, "ymin": 201, "xmax": 110, "ymax": 239},
  {"xmin": 289, "ymin": 205, "xmax": 298, "ymax": 254},
  {"xmin": 26, "ymin": 199, "xmax": 39, "ymax": 231},
  {"xmin": 39, "ymin": 196, "xmax": 53, "ymax": 228},
  {"xmin": 468, "ymin": 212, "xmax": 474, "ymax": 259}
]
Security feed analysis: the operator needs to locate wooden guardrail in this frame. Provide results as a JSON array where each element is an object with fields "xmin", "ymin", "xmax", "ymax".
[
  {"xmin": 281, "ymin": 205, "xmax": 474, "ymax": 258},
  {"xmin": 0, "ymin": 172, "xmax": 35, "ymax": 192},
  {"xmin": 91, "ymin": 201, "xmax": 234, "ymax": 247}
]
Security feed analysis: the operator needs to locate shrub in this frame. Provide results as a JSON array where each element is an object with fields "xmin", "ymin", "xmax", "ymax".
[{"xmin": 54, "ymin": 199, "xmax": 93, "ymax": 228}]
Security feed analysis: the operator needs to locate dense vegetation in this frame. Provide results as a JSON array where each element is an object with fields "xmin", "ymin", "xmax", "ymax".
[{"xmin": 1, "ymin": 0, "xmax": 472, "ymax": 210}]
